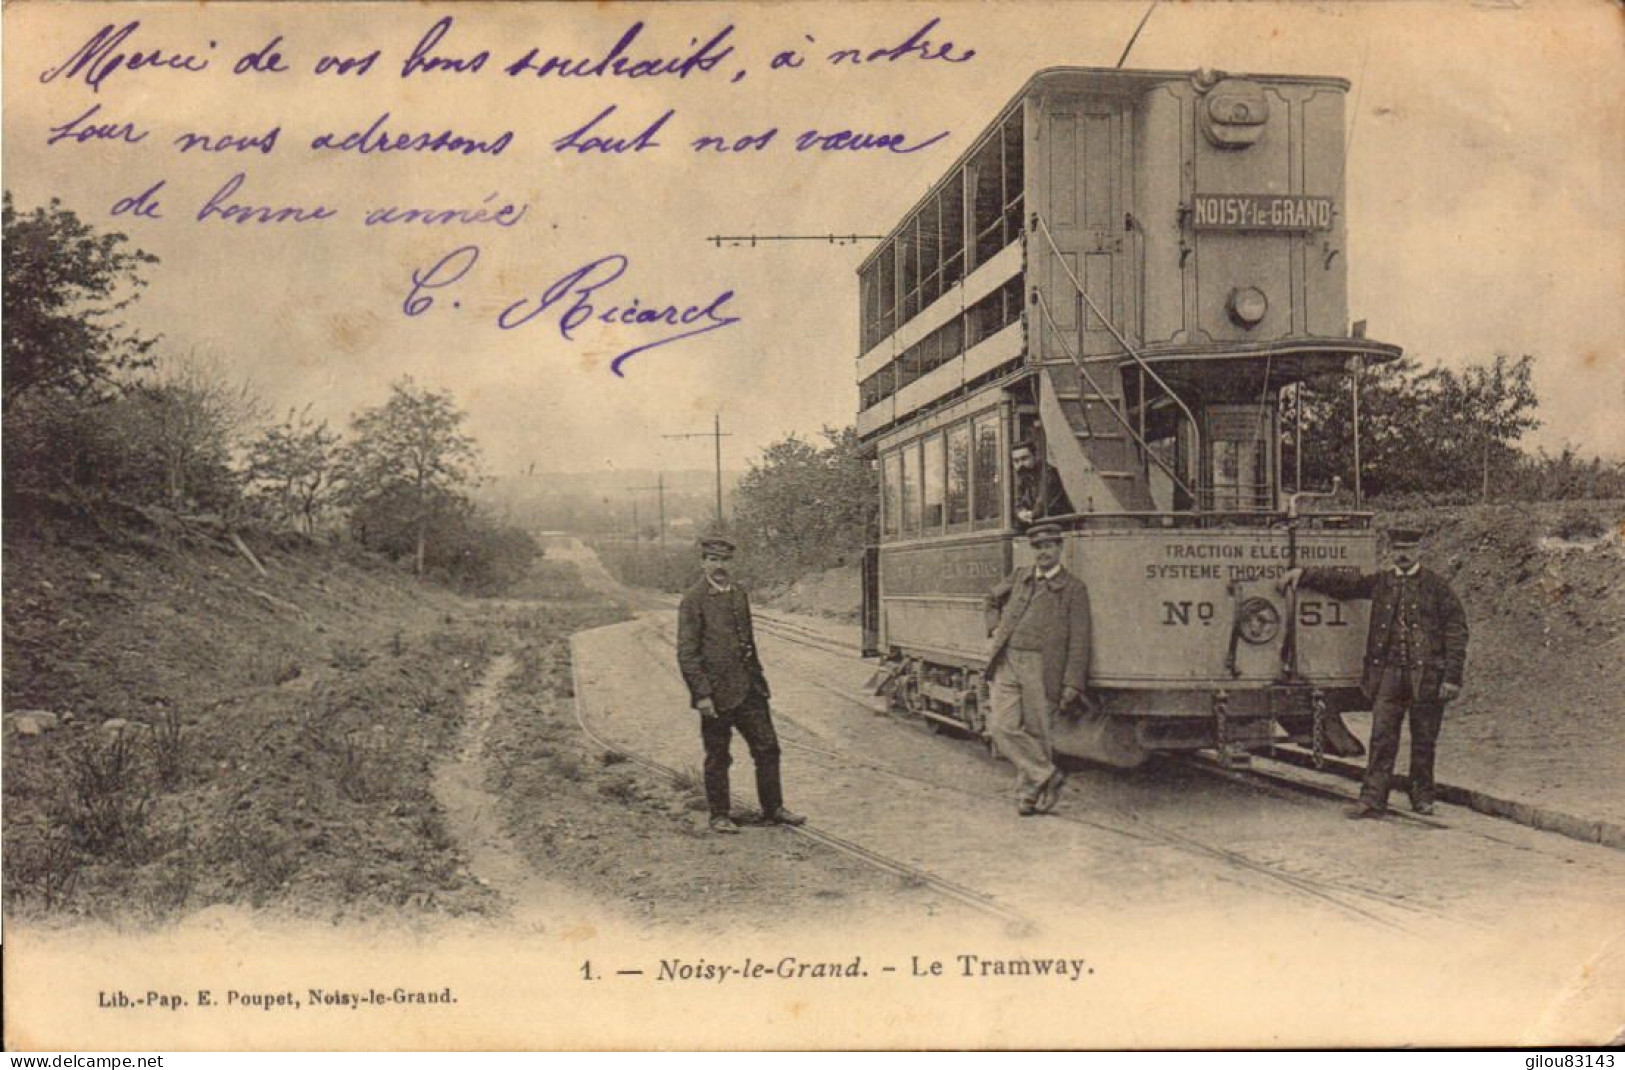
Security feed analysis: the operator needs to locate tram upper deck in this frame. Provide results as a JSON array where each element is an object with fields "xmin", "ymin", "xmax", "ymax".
[{"xmin": 854, "ymin": 66, "xmax": 1400, "ymax": 520}]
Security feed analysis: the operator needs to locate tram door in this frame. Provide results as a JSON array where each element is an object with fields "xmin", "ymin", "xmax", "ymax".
[
  {"xmin": 1204, "ymin": 404, "xmax": 1276, "ymax": 511},
  {"xmin": 860, "ymin": 545, "xmax": 881, "ymax": 656},
  {"xmin": 1038, "ymin": 99, "xmax": 1131, "ymax": 358}
]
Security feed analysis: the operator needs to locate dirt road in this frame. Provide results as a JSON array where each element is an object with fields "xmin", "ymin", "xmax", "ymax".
[
  {"xmin": 579, "ymin": 609, "xmax": 1625, "ymax": 927},
  {"xmin": 567, "ymin": 574, "xmax": 1625, "ymax": 1041},
  {"xmin": 406, "ymin": 539, "xmax": 1625, "ymax": 1043}
]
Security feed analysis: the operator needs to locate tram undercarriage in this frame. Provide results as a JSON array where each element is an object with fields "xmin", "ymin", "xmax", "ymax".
[{"xmin": 870, "ymin": 655, "xmax": 1367, "ymax": 769}]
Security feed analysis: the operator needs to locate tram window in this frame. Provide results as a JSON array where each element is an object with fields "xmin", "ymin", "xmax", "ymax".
[
  {"xmin": 946, "ymin": 422, "xmax": 971, "ymax": 526},
  {"xmin": 1001, "ymin": 113, "xmax": 1024, "ymax": 249},
  {"xmin": 897, "ymin": 343, "xmax": 922, "ymax": 389},
  {"xmin": 972, "ymin": 413, "xmax": 1002, "ymax": 524},
  {"xmin": 942, "ymin": 317, "xmax": 964, "ymax": 362},
  {"xmin": 966, "ymin": 287, "xmax": 1000, "ymax": 349},
  {"xmin": 860, "ymin": 367, "xmax": 893, "ymax": 410},
  {"xmin": 881, "ymin": 451, "xmax": 901, "ymax": 538},
  {"xmin": 941, "ymin": 174, "xmax": 966, "ymax": 290},
  {"xmin": 970, "ymin": 136, "xmax": 1004, "ymax": 268},
  {"xmin": 920, "ymin": 329, "xmax": 942, "ymax": 375},
  {"xmin": 920, "ymin": 195, "xmax": 942, "ymax": 308},
  {"xmin": 1000, "ymin": 277, "xmax": 1023, "ymax": 334},
  {"xmin": 879, "ymin": 243, "xmax": 897, "ymax": 340},
  {"xmin": 860, "ymin": 265, "xmax": 879, "ymax": 352},
  {"xmin": 922, "ymin": 433, "xmax": 946, "ymax": 531},
  {"xmin": 903, "ymin": 227, "xmax": 916, "ymax": 323},
  {"xmin": 900, "ymin": 441, "xmax": 922, "ymax": 535},
  {"xmin": 1210, "ymin": 441, "xmax": 1262, "ymax": 512},
  {"xmin": 1205, "ymin": 405, "xmax": 1274, "ymax": 512}
]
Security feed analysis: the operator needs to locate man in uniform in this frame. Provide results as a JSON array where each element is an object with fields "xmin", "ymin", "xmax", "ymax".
[
  {"xmin": 676, "ymin": 533, "xmax": 806, "ymax": 834},
  {"xmin": 983, "ymin": 523, "xmax": 1093, "ymax": 815},
  {"xmin": 1281, "ymin": 526, "xmax": 1468, "ymax": 818},
  {"xmin": 1011, "ymin": 439, "xmax": 1073, "ymax": 533}
]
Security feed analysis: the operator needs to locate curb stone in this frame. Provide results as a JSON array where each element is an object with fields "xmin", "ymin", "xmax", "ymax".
[{"xmin": 1272, "ymin": 746, "xmax": 1625, "ymax": 853}]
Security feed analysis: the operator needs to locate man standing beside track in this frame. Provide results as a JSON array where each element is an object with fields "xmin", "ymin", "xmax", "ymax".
[
  {"xmin": 1281, "ymin": 526, "xmax": 1468, "ymax": 819},
  {"xmin": 983, "ymin": 523, "xmax": 1093, "ymax": 816},
  {"xmin": 676, "ymin": 533, "xmax": 807, "ymax": 835}
]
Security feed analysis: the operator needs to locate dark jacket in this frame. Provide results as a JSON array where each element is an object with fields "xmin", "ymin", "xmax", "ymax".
[
  {"xmin": 984, "ymin": 566, "xmax": 1092, "ymax": 703},
  {"xmin": 1014, "ymin": 463, "xmax": 1073, "ymax": 531},
  {"xmin": 1300, "ymin": 565, "xmax": 1468, "ymax": 702},
  {"xmin": 677, "ymin": 578, "xmax": 770, "ymax": 711}
]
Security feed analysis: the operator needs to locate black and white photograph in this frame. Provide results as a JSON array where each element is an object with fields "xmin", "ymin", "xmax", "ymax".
[{"xmin": 3, "ymin": 0, "xmax": 1622, "ymax": 1051}]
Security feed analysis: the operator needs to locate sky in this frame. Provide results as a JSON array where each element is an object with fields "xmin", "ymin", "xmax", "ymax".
[{"xmin": 4, "ymin": 0, "xmax": 1621, "ymax": 477}]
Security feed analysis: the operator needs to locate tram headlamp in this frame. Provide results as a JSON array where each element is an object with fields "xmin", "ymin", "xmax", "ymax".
[
  {"xmin": 1228, "ymin": 287, "xmax": 1269, "ymax": 328},
  {"xmin": 1238, "ymin": 597, "xmax": 1282, "ymax": 645}
]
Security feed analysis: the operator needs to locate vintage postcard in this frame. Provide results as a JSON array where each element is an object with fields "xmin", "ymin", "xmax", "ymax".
[{"xmin": 3, "ymin": 0, "xmax": 1622, "ymax": 1051}]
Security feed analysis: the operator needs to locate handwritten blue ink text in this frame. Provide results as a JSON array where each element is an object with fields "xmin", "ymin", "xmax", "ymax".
[
  {"xmin": 47, "ymin": 103, "xmax": 148, "ymax": 147},
  {"xmin": 39, "ymin": 21, "xmax": 212, "ymax": 93},
  {"xmin": 196, "ymin": 172, "xmax": 338, "ymax": 225},
  {"xmin": 403, "ymin": 246, "xmax": 742, "ymax": 376},
  {"xmin": 553, "ymin": 106, "xmax": 673, "ymax": 154},
  {"xmin": 505, "ymin": 21, "xmax": 736, "ymax": 81},
  {"xmin": 365, "ymin": 194, "xmax": 529, "ymax": 228},
  {"xmin": 310, "ymin": 113, "xmax": 514, "ymax": 157}
]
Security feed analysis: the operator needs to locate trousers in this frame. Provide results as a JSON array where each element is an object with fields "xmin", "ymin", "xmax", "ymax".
[
  {"xmin": 987, "ymin": 649, "xmax": 1057, "ymax": 802},
  {"xmin": 699, "ymin": 692, "xmax": 783, "ymax": 818},
  {"xmin": 1361, "ymin": 665, "xmax": 1444, "ymax": 810}
]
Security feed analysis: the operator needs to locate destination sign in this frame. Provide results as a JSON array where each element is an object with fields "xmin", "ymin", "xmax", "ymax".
[{"xmin": 1191, "ymin": 194, "xmax": 1334, "ymax": 231}]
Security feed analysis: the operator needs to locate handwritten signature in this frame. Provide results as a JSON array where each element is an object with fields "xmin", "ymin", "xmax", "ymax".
[{"xmin": 405, "ymin": 245, "xmax": 740, "ymax": 376}]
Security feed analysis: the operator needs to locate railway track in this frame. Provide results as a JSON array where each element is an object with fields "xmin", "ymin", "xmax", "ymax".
[
  {"xmin": 569, "ymin": 631, "xmax": 1037, "ymax": 932},
  {"xmin": 625, "ymin": 614, "xmax": 1452, "ymax": 933},
  {"xmin": 726, "ymin": 606, "xmax": 1552, "ymax": 842}
]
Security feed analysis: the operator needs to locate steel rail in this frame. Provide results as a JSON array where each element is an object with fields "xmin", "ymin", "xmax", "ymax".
[
  {"xmin": 567, "ymin": 632, "xmax": 1036, "ymax": 931},
  {"xmin": 632, "ymin": 618, "xmax": 1420, "ymax": 931}
]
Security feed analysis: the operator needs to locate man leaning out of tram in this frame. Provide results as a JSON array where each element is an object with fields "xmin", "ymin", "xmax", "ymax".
[{"xmin": 983, "ymin": 522, "xmax": 1094, "ymax": 816}]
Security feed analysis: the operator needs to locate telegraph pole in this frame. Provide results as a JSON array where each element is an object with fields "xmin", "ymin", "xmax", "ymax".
[
  {"xmin": 664, "ymin": 415, "xmax": 731, "ymax": 527},
  {"xmin": 630, "ymin": 474, "xmax": 667, "ymax": 547}
]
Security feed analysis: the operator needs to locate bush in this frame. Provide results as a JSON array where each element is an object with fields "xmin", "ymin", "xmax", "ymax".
[
  {"xmin": 1551, "ymin": 510, "xmax": 1608, "ymax": 541},
  {"xmin": 591, "ymin": 539, "xmax": 695, "ymax": 592},
  {"xmin": 3, "ymin": 355, "xmax": 256, "ymax": 515},
  {"xmin": 427, "ymin": 512, "xmax": 541, "ymax": 596}
]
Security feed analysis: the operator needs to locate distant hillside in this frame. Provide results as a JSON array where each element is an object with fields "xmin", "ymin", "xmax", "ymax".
[{"xmin": 476, "ymin": 468, "xmax": 744, "ymax": 536}]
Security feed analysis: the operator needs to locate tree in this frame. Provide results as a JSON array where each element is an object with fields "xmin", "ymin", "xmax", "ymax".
[
  {"xmin": 732, "ymin": 426, "xmax": 876, "ymax": 581},
  {"xmin": 2, "ymin": 193, "xmax": 159, "ymax": 410},
  {"xmin": 246, "ymin": 405, "xmax": 343, "ymax": 535},
  {"xmin": 3, "ymin": 351, "xmax": 257, "ymax": 511},
  {"xmin": 1429, "ymin": 353, "xmax": 1540, "ymax": 501},
  {"xmin": 135, "ymin": 353, "xmax": 264, "ymax": 511},
  {"xmin": 1285, "ymin": 353, "xmax": 1541, "ymax": 501},
  {"xmin": 1286, "ymin": 355, "xmax": 1432, "ymax": 499},
  {"xmin": 342, "ymin": 378, "xmax": 480, "ymax": 575}
]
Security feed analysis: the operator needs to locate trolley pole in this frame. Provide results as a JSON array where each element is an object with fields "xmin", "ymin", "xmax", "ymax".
[
  {"xmin": 664, "ymin": 415, "xmax": 732, "ymax": 528},
  {"xmin": 1351, "ymin": 357, "xmax": 1364, "ymax": 509},
  {"xmin": 1294, "ymin": 382, "xmax": 1303, "ymax": 494},
  {"xmin": 630, "ymin": 474, "xmax": 667, "ymax": 547}
]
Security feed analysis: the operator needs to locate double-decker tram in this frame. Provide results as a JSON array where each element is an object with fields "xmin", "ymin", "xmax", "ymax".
[{"xmin": 856, "ymin": 67, "xmax": 1400, "ymax": 767}]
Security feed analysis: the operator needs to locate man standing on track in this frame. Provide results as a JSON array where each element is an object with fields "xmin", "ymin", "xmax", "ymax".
[
  {"xmin": 983, "ymin": 523, "xmax": 1093, "ymax": 816},
  {"xmin": 676, "ymin": 533, "xmax": 806, "ymax": 835},
  {"xmin": 1281, "ymin": 525, "xmax": 1468, "ymax": 819}
]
